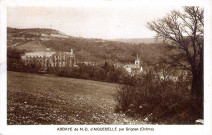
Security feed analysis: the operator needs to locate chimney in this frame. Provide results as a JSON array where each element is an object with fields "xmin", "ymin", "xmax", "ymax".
[{"xmin": 71, "ymin": 49, "xmax": 73, "ymax": 54}]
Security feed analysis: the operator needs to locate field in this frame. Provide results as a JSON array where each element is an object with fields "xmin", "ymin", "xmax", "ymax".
[
  {"xmin": 13, "ymin": 41, "xmax": 48, "ymax": 52},
  {"xmin": 7, "ymin": 71, "xmax": 147, "ymax": 125}
]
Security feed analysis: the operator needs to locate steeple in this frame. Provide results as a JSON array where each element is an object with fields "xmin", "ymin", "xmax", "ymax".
[
  {"xmin": 135, "ymin": 54, "xmax": 140, "ymax": 68},
  {"xmin": 71, "ymin": 49, "xmax": 73, "ymax": 54}
]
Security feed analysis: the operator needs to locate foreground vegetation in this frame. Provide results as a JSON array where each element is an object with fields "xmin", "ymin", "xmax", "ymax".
[{"xmin": 115, "ymin": 70, "xmax": 203, "ymax": 124}]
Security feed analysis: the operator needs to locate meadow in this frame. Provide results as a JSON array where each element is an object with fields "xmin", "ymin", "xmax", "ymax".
[{"xmin": 7, "ymin": 71, "xmax": 147, "ymax": 125}]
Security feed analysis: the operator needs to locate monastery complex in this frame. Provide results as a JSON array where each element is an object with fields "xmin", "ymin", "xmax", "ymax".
[
  {"xmin": 21, "ymin": 49, "xmax": 143, "ymax": 74},
  {"xmin": 21, "ymin": 49, "xmax": 76, "ymax": 70}
]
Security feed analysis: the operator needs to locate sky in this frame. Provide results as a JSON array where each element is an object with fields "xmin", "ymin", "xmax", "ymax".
[{"xmin": 7, "ymin": 6, "xmax": 182, "ymax": 39}]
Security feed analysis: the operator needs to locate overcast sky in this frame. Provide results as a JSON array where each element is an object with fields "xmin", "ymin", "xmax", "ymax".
[{"xmin": 7, "ymin": 6, "xmax": 182, "ymax": 39}]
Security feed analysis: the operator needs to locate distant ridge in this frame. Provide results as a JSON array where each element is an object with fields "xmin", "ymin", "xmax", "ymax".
[
  {"xmin": 110, "ymin": 38, "xmax": 163, "ymax": 44},
  {"xmin": 7, "ymin": 27, "xmax": 62, "ymax": 35}
]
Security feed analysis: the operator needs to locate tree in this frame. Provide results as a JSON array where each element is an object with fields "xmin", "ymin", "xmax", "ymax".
[{"xmin": 147, "ymin": 6, "xmax": 203, "ymax": 97}]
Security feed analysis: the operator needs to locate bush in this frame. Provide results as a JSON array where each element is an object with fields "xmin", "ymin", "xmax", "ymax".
[
  {"xmin": 7, "ymin": 48, "xmax": 25, "ymax": 72},
  {"xmin": 56, "ymin": 64, "xmax": 127, "ymax": 84},
  {"xmin": 115, "ymin": 69, "xmax": 203, "ymax": 124}
]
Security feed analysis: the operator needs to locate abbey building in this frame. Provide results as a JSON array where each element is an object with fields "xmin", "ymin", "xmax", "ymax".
[{"xmin": 21, "ymin": 49, "xmax": 76, "ymax": 70}]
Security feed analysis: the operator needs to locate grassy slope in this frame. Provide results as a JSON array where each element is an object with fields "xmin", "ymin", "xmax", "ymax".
[
  {"xmin": 7, "ymin": 71, "xmax": 146, "ymax": 125},
  {"xmin": 13, "ymin": 41, "xmax": 48, "ymax": 52}
]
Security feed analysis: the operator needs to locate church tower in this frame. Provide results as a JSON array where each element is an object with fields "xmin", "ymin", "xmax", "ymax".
[
  {"xmin": 135, "ymin": 54, "xmax": 140, "ymax": 68},
  {"xmin": 70, "ymin": 49, "xmax": 74, "ymax": 55}
]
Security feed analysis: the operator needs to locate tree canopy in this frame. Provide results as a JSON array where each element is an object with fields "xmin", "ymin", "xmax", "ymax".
[{"xmin": 147, "ymin": 6, "xmax": 204, "ymax": 96}]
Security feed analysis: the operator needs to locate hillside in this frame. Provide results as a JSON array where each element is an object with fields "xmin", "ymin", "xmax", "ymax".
[
  {"xmin": 13, "ymin": 41, "xmax": 50, "ymax": 52},
  {"xmin": 7, "ymin": 27, "xmax": 169, "ymax": 65},
  {"xmin": 7, "ymin": 71, "xmax": 147, "ymax": 125},
  {"xmin": 7, "ymin": 27, "xmax": 64, "ymax": 37}
]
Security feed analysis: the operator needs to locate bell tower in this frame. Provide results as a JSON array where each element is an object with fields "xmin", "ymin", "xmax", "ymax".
[
  {"xmin": 135, "ymin": 54, "xmax": 140, "ymax": 68},
  {"xmin": 71, "ymin": 49, "xmax": 74, "ymax": 54}
]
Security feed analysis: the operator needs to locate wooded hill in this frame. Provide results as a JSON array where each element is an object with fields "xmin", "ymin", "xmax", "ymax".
[{"xmin": 7, "ymin": 27, "xmax": 169, "ymax": 67}]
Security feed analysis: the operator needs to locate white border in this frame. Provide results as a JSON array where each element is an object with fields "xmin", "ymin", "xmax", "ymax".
[{"xmin": 1, "ymin": 0, "xmax": 212, "ymax": 135}]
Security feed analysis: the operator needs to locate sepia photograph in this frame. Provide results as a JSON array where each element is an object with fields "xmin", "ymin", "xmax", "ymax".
[{"xmin": 6, "ymin": 4, "xmax": 205, "ymax": 126}]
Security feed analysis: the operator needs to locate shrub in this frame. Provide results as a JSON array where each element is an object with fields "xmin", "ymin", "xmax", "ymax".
[
  {"xmin": 7, "ymin": 48, "xmax": 25, "ymax": 72},
  {"xmin": 115, "ymin": 69, "xmax": 203, "ymax": 124}
]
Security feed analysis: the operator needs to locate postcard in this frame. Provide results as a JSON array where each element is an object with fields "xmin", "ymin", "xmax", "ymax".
[{"xmin": 0, "ymin": 0, "xmax": 212, "ymax": 135}]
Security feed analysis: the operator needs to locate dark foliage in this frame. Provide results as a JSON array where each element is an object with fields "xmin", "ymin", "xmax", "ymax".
[
  {"xmin": 115, "ymin": 69, "xmax": 203, "ymax": 124},
  {"xmin": 56, "ymin": 62, "xmax": 126, "ymax": 84},
  {"xmin": 7, "ymin": 48, "xmax": 25, "ymax": 72},
  {"xmin": 41, "ymin": 38, "xmax": 169, "ymax": 65}
]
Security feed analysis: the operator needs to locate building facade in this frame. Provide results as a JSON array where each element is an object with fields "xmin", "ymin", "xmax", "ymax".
[{"xmin": 21, "ymin": 49, "xmax": 76, "ymax": 70}]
